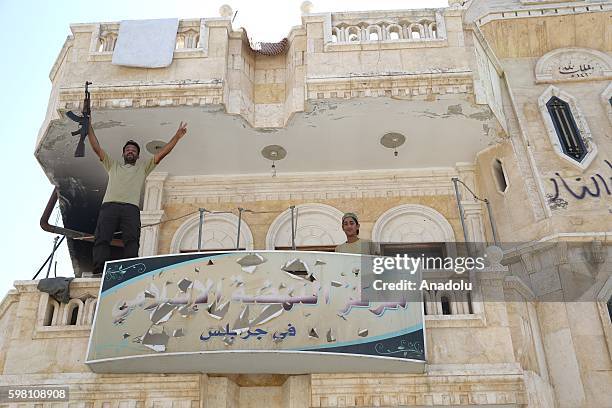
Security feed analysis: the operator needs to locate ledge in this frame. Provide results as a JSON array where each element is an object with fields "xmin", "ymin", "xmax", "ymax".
[
  {"xmin": 425, "ymin": 313, "xmax": 486, "ymax": 328},
  {"xmin": 324, "ymin": 38, "xmax": 448, "ymax": 52}
]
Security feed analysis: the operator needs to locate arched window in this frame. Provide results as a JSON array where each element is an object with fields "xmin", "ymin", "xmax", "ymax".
[
  {"xmin": 266, "ymin": 204, "xmax": 345, "ymax": 250},
  {"xmin": 171, "ymin": 212, "xmax": 254, "ymax": 253},
  {"xmin": 331, "ymin": 27, "xmax": 341, "ymax": 43},
  {"xmin": 346, "ymin": 26, "xmax": 360, "ymax": 42},
  {"xmin": 546, "ymin": 96, "xmax": 587, "ymax": 162},
  {"xmin": 43, "ymin": 300, "xmax": 58, "ymax": 326},
  {"xmin": 369, "ymin": 31, "xmax": 379, "ymax": 41},
  {"xmin": 410, "ymin": 25, "xmax": 423, "ymax": 40},
  {"xmin": 69, "ymin": 305, "xmax": 79, "ymax": 325},
  {"xmin": 98, "ymin": 31, "xmax": 117, "ymax": 52}
]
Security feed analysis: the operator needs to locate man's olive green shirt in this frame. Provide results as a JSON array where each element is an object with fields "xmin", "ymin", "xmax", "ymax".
[
  {"xmin": 100, "ymin": 150, "xmax": 156, "ymax": 207},
  {"xmin": 335, "ymin": 238, "xmax": 380, "ymax": 255}
]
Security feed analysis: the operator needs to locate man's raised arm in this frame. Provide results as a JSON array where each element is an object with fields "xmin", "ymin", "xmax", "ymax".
[
  {"xmin": 154, "ymin": 121, "xmax": 188, "ymax": 164},
  {"xmin": 87, "ymin": 121, "xmax": 105, "ymax": 161}
]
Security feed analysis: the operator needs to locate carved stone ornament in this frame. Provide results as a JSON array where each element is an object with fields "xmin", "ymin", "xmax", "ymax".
[{"xmin": 535, "ymin": 47, "xmax": 612, "ymax": 84}]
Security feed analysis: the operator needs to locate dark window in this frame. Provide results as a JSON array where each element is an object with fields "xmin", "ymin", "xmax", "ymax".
[
  {"xmin": 546, "ymin": 96, "xmax": 587, "ymax": 162},
  {"xmin": 43, "ymin": 303, "xmax": 55, "ymax": 326},
  {"xmin": 69, "ymin": 305, "xmax": 79, "ymax": 325},
  {"xmin": 467, "ymin": 292, "xmax": 474, "ymax": 314},
  {"xmin": 441, "ymin": 295, "xmax": 452, "ymax": 315},
  {"xmin": 493, "ymin": 159, "xmax": 508, "ymax": 193},
  {"xmin": 607, "ymin": 296, "xmax": 612, "ymax": 323}
]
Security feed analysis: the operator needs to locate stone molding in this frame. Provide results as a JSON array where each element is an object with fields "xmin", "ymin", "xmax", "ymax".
[
  {"xmin": 310, "ymin": 366, "xmax": 527, "ymax": 406},
  {"xmin": 140, "ymin": 210, "xmax": 166, "ymax": 257},
  {"xmin": 143, "ymin": 172, "xmax": 168, "ymax": 212},
  {"xmin": 474, "ymin": 2, "xmax": 611, "ymax": 26},
  {"xmin": 424, "ymin": 313, "xmax": 486, "ymax": 328},
  {"xmin": 535, "ymin": 47, "xmax": 612, "ymax": 84},
  {"xmin": 602, "ymin": 82, "xmax": 612, "ymax": 126},
  {"xmin": 521, "ymin": 0, "xmax": 584, "ymax": 4},
  {"xmin": 164, "ymin": 168, "xmax": 458, "ymax": 204},
  {"xmin": 596, "ymin": 275, "xmax": 612, "ymax": 361},
  {"xmin": 0, "ymin": 373, "xmax": 201, "ymax": 405},
  {"xmin": 537, "ymin": 85, "xmax": 598, "ymax": 171},
  {"xmin": 503, "ymin": 275, "xmax": 537, "ymax": 301},
  {"xmin": 306, "ymin": 71, "xmax": 473, "ymax": 101},
  {"xmin": 58, "ymin": 80, "xmax": 224, "ymax": 113},
  {"xmin": 49, "ymin": 35, "xmax": 73, "ymax": 82},
  {"xmin": 0, "ymin": 291, "xmax": 18, "ymax": 321}
]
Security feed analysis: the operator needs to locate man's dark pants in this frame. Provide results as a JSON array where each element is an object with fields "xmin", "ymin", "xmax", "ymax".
[{"xmin": 93, "ymin": 202, "xmax": 141, "ymax": 274}]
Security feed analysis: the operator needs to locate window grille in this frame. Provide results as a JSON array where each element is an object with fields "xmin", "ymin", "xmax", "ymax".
[{"xmin": 546, "ymin": 96, "xmax": 587, "ymax": 162}]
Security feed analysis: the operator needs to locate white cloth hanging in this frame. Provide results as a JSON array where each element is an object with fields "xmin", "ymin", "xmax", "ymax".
[{"xmin": 112, "ymin": 18, "xmax": 179, "ymax": 68}]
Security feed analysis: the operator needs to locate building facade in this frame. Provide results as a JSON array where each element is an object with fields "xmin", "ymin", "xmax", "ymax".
[{"xmin": 0, "ymin": 0, "xmax": 611, "ymax": 406}]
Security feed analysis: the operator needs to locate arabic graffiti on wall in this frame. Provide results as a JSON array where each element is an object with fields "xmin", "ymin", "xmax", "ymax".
[{"xmin": 547, "ymin": 159, "xmax": 612, "ymax": 207}]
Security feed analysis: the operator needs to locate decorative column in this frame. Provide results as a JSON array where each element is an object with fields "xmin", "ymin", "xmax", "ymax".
[
  {"xmin": 139, "ymin": 172, "xmax": 168, "ymax": 257},
  {"xmin": 456, "ymin": 163, "xmax": 487, "ymax": 245}
]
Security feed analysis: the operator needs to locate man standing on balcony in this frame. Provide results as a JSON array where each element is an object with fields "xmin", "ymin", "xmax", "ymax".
[
  {"xmin": 87, "ymin": 120, "xmax": 188, "ymax": 275},
  {"xmin": 335, "ymin": 212, "xmax": 380, "ymax": 255}
]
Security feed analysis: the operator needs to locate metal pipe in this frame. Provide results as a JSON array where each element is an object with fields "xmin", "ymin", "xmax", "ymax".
[
  {"xmin": 452, "ymin": 178, "xmax": 470, "ymax": 245},
  {"xmin": 197, "ymin": 208, "xmax": 206, "ymax": 252},
  {"xmin": 40, "ymin": 188, "xmax": 123, "ymax": 246},
  {"xmin": 33, "ymin": 235, "xmax": 65, "ymax": 280},
  {"xmin": 46, "ymin": 236, "xmax": 60, "ymax": 278},
  {"xmin": 484, "ymin": 199, "xmax": 500, "ymax": 246},
  {"xmin": 236, "ymin": 208, "xmax": 243, "ymax": 250},
  {"xmin": 290, "ymin": 206, "xmax": 296, "ymax": 250}
]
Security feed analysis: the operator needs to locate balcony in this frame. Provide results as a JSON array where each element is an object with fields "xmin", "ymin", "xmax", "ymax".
[{"xmin": 35, "ymin": 6, "xmax": 506, "ymax": 276}]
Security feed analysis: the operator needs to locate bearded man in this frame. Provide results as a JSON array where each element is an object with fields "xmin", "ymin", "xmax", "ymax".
[{"xmin": 87, "ymin": 120, "xmax": 188, "ymax": 275}]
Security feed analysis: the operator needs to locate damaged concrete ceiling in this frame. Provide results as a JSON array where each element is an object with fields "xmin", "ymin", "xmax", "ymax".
[{"xmin": 37, "ymin": 97, "xmax": 499, "ymax": 185}]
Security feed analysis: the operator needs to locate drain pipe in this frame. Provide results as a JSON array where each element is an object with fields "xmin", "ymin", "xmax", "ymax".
[{"xmin": 451, "ymin": 178, "xmax": 470, "ymax": 245}]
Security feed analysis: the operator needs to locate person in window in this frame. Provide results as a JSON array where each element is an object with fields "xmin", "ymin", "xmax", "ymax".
[
  {"xmin": 87, "ymin": 120, "xmax": 188, "ymax": 275},
  {"xmin": 335, "ymin": 212, "xmax": 379, "ymax": 255}
]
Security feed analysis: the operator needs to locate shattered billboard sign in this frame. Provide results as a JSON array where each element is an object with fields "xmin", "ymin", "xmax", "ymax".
[{"xmin": 86, "ymin": 251, "xmax": 425, "ymax": 373}]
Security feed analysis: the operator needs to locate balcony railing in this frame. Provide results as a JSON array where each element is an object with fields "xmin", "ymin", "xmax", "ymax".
[{"xmin": 329, "ymin": 9, "xmax": 447, "ymax": 45}]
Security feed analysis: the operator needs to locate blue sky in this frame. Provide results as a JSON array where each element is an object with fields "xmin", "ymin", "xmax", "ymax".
[{"xmin": 0, "ymin": 0, "xmax": 446, "ymax": 298}]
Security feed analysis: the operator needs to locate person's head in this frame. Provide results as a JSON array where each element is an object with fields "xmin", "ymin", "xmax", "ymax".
[
  {"xmin": 342, "ymin": 212, "xmax": 360, "ymax": 238},
  {"xmin": 122, "ymin": 140, "xmax": 140, "ymax": 165}
]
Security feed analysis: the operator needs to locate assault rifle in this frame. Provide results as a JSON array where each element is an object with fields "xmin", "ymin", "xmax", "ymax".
[{"xmin": 66, "ymin": 81, "xmax": 92, "ymax": 157}]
